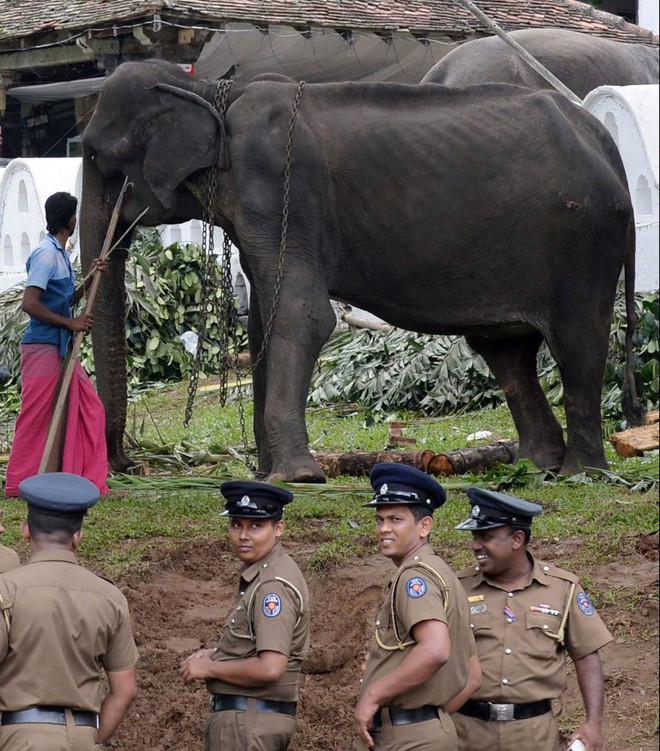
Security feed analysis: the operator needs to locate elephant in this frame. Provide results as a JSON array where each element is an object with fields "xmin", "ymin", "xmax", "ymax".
[
  {"xmin": 80, "ymin": 60, "xmax": 644, "ymax": 482},
  {"xmin": 421, "ymin": 28, "xmax": 659, "ymax": 97}
]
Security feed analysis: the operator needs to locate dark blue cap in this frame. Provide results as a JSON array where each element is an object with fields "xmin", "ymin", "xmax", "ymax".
[
  {"xmin": 18, "ymin": 472, "xmax": 100, "ymax": 516},
  {"xmin": 364, "ymin": 463, "xmax": 447, "ymax": 512},
  {"xmin": 220, "ymin": 480, "xmax": 293, "ymax": 519},
  {"xmin": 455, "ymin": 488, "xmax": 543, "ymax": 531}
]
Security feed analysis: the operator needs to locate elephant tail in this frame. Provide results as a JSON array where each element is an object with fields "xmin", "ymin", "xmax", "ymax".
[{"xmin": 622, "ymin": 217, "xmax": 646, "ymax": 427}]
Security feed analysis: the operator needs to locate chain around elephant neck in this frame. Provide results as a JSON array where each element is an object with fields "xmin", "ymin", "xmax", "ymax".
[{"xmin": 184, "ymin": 78, "xmax": 234, "ymax": 428}]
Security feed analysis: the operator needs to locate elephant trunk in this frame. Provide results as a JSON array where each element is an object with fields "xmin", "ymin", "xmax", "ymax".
[{"xmin": 80, "ymin": 156, "xmax": 134, "ymax": 472}]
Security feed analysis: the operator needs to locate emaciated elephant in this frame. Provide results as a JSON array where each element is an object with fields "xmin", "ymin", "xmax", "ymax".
[
  {"xmin": 80, "ymin": 60, "xmax": 643, "ymax": 482},
  {"xmin": 421, "ymin": 28, "xmax": 659, "ymax": 96}
]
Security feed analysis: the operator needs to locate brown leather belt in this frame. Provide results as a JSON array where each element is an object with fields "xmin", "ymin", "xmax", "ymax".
[
  {"xmin": 211, "ymin": 694, "xmax": 296, "ymax": 717},
  {"xmin": 1, "ymin": 707, "xmax": 99, "ymax": 728},
  {"xmin": 374, "ymin": 705, "xmax": 439, "ymax": 727},
  {"xmin": 458, "ymin": 698, "xmax": 551, "ymax": 722}
]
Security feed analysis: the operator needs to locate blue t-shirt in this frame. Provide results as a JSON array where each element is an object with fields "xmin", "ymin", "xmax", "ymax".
[{"xmin": 21, "ymin": 234, "xmax": 76, "ymax": 357}]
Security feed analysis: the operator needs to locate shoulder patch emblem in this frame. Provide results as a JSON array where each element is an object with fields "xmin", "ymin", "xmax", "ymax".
[
  {"xmin": 406, "ymin": 577, "xmax": 427, "ymax": 598},
  {"xmin": 577, "ymin": 592, "xmax": 594, "ymax": 616},
  {"xmin": 263, "ymin": 593, "xmax": 282, "ymax": 618}
]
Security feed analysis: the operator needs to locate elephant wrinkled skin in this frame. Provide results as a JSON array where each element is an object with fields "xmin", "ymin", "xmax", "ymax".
[
  {"xmin": 421, "ymin": 28, "xmax": 659, "ymax": 96},
  {"xmin": 80, "ymin": 61, "xmax": 643, "ymax": 482}
]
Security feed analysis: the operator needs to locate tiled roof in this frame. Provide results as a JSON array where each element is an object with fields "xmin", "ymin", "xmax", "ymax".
[{"xmin": 0, "ymin": 0, "xmax": 657, "ymax": 44}]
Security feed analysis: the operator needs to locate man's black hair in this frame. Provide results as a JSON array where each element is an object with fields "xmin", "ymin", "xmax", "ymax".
[
  {"xmin": 45, "ymin": 192, "xmax": 78, "ymax": 235},
  {"xmin": 410, "ymin": 505, "xmax": 433, "ymax": 523},
  {"xmin": 511, "ymin": 525, "xmax": 532, "ymax": 545},
  {"xmin": 27, "ymin": 507, "xmax": 83, "ymax": 543}
]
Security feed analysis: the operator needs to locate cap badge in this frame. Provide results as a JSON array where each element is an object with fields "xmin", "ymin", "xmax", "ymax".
[
  {"xmin": 471, "ymin": 505, "xmax": 481, "ymax": 519},
  {"xmin": 238, "ymin": 495, "xmax": 257, "ymax": 509},
  {"xmin": 380, "ymin": 483, "xmax": 388, "ymax": 495}
]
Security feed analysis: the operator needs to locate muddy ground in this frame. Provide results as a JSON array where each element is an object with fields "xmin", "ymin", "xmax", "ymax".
[{"xmin": 107, "ymin": 532, "xmax": 658, "ymax": 751}]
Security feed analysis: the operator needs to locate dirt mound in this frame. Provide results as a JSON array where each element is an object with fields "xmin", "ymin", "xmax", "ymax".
[{"xmin": 110, "ymin": 534, "xmax": 659, "ymax": 751}]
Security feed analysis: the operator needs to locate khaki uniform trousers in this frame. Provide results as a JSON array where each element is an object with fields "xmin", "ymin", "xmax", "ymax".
[
  {"xmin": 353, "ymin": 709, "xmax": 457, "ymax": 751},
  {"xmin": 453, "ymin": 710, "xmax": 559, "ymax": 751},
  {"xmin": 0, "ymin": 718, "xmax": 97, "ymax": 751},
  {"xmin": 204, "ymin": 702, "xmax": 297, "ymax": 751}
]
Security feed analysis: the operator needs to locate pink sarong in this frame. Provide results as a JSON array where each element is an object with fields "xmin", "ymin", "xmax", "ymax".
[{"xmin": 4, "ymin": 344, "xmax": 109, "ymax": 497}]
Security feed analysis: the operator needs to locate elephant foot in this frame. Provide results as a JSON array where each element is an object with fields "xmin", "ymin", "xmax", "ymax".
[
  {"xmin": 559, "ymin": 449, "xmax": 608, "ymax": 476},
  {"xmin": 266, "ymin": 457, "xmax": 327, "ymax": 484},
  {"xmin": 517, "ymin": 440, "xmax": 564, "ymax": 474},
  {"xmin": 109, "ymin": 452, "xmax": 139, "ymax": 474}
]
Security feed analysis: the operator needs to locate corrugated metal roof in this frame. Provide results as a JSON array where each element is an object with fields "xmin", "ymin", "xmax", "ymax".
[{"xmin": 0, "ymin": 0, "xmax": 656, "ymax": 44}]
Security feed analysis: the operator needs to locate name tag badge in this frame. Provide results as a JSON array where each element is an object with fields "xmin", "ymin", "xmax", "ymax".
[{"xmin": 468, "ymin": 595, "xmax": 485, "ymax": 603}]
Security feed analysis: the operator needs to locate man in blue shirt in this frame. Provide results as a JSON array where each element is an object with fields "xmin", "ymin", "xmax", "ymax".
[{"xmin": 5, "ymin": 192, "xmax": 109, "ymax": 496}]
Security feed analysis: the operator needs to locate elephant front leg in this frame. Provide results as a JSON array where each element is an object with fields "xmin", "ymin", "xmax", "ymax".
[
  {"xmin": 466, "ymin": 334, "xmax": 566, "ymax": 471},
  {"xmin": 257, "ymin": 281, "xmax": 336, "ymax": 484}
]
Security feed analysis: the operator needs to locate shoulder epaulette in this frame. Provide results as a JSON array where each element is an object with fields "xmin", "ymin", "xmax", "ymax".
[{"xmin": 540, "ymin": 562, "xmax": 579, "ymax": 585}]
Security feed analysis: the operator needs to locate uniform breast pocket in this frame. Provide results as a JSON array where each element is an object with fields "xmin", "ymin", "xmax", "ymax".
[
  {"xmin": 227, "ymin": 602, "xmax": 252, "ymax": 640},
  {"xmin": 525, "ymin": 612, "xmax": 561, "ymax": 657},
  {"xmin": 469, "ymin": 611, "xmax": 493, "ymax": 635}
]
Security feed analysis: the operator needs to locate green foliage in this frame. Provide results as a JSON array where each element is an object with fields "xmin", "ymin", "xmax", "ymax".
[
  {"xmin": 81, "ymin": 229, "xmax": 247, "ymax": 388},
  {"xmin": 310, "ymin": 329, "xmax": 502, "ymax": 415},
  {"xmin": 0, "ymin": 229, "xmax": 247, "ymax": 401},
  {"xmin": 310, "ymin": 290, "xmax": 660, "ymax": 422}
]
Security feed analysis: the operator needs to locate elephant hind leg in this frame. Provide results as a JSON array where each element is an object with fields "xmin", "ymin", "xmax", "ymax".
[{"xmin": 466, "ymin": 334, "xmax": 566, "ymax": 471}]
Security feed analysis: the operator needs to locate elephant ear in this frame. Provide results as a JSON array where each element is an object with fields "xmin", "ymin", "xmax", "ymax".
[{"xmin": 142, "ymin": 84, "xmax": 229, "ymax": 211}]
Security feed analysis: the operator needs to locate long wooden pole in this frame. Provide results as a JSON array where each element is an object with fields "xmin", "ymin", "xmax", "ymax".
[
  {"xmin": 38, "ymin": 178, "xmax": 131, "ymax": 474},
  {"xmin": 453, "ymin": 0, "xmax": 583, "ymax": 105}
]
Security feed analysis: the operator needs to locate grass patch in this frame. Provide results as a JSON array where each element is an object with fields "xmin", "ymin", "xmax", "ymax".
[{"xmin": 2, "ymin": 381, "xmax": 657, "ymax": 581}]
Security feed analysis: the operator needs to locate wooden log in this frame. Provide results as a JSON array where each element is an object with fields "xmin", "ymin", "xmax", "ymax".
[
  {"xmin": 646, "ymin": 410, "xmax": 659, "ymax": 425},
  {"xmin": 425, "ymin": 441, "xmax": 519, "ymax": 476},
  {"xmin": 315, "ymin": 451, "xmax": 425, "ymax": 478},
  {"xmin": 609, "ymin": 423, "xmax": 660, "ymax": 458},
  {"xmin": 314, "ymin": 441, "xmax": 519, "ymax": 479}
]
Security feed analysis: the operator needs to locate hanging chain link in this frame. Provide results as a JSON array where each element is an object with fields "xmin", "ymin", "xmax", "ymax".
[
  {"xmin": 249, "ymin": 80, "xmax": 305, "ymax": 372},
  {"xmin": 183, "ymin": 79, "xmax": 306, "ymax": 474},
  {"xmin": 184, "ymin": 79, "xmax": 233, "ymax": 427}
]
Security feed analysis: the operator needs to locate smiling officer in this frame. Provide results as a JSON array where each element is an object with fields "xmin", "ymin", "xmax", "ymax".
[
  {"xmin": 452, "ymin": 488, "xmax": 612, "ymax": 751},
  {"xmin": 355, "ymin": 463, "xmax": 480, "ymax": 751},
  {"xmin": 180, "ymin": 480, "xmax": 310, "ymax": 751}
]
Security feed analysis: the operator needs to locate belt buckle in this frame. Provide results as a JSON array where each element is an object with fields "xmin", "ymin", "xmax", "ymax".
[{"xmin": 490, "ymin": 703, "xmax": 514, "ymax": 722}]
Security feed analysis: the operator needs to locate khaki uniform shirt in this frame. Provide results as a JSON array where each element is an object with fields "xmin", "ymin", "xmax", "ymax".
[
  {"xmin": 207, "ymin": 542, "xmax": 310, "ymax": 702},
  {"xmin": 360, "ymin": 543, "xmax": 475, "ymax": 710},
  {"xmin": 0, "ymin": 550, "xmax": 139, "ymax": 712},
  {"xmin": 458, "ymin": 553, "xmax": 612, "ymax": 703},
  {"xmin": 0, "ymin": 544, "xmax": 19, "ymax": 574}
]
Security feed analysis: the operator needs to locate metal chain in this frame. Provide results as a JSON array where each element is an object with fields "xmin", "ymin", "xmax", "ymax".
[
  {"xmin": 184, "ymin": 79, "xmax": 233, "ymax": 427},
  {"xmin": 249, "ymin": 80, "xmax": 306, "ymax": 372},
  {"xmin": 183, "ymin": 79, "xmax": 305, "ymax": 474}
]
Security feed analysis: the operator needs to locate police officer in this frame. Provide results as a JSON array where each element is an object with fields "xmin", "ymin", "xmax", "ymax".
[
  {"xmin": 452, "ymin": 488, "xmax": 612, "ymax": 751},
  {"xmin": 0, "ymin": 509, "xmax": 19, "ymax": 573},
  {"xmin": 355, "ymin": 464, "xmax": 479, "ymax": 751},
  {"xmin": 180, "ymin": 480, "xmax": 310, "ymax": 750},
  {"xmin": 0, "ymin": 472, "xmax": 138, "ymax": 750}
]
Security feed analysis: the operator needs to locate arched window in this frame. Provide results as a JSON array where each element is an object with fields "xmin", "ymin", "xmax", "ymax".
[
  {"xmin": 603, "ymin": 112, "xmax": 619, "ymax": 146},
  {"xmin": 635, "ymin": 175, "xmax": 652, "ymax": 215},
  {"xmin": 21, "ymin": 233, "xmax": 31, "ymax": 261},
  {"xmin": 18, "ymin": 180, "xmax": 29, "ymax": 213},
  {"xmin": 3, "ymin": 235, "xmax": 13, "ymax": 267}
]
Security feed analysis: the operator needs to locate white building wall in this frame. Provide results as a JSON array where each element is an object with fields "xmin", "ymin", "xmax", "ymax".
[
  {"xmin": 583, "ymin": 84, "xmax": 659, "ymax": 291},
  {"xmin": 638, "ymin": 0, "xmax": 659, "ymax": 34}
]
